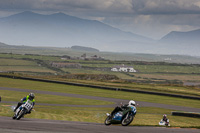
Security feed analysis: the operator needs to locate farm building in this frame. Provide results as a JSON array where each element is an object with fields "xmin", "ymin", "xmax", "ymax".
[{"xmin": 111, "ymin": 64, "xmax": 136, "ymax": 72}]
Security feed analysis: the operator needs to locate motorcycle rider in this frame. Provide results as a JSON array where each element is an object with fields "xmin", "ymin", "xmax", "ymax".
[
  {"xmin": 108, "ymin": 100, "xmax": 137, "ymax": 117},
  {"xmin": 14, "ymin": 93, "xmax": 35, "ymax": 114},
  {"xmin": 162, "ymin": 114, "xmax": 170, "ymax": 125}
]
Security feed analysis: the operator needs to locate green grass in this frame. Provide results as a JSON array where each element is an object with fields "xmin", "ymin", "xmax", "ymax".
[
  {"xmin": 0, "ymin": 58, "xmax": 55, "ymax": 73},
  {"xmin": 61, "ymin": 68, "xmax": 133, "ymax": 79},
  {"xmin": 1, "ymin": 104, "xmax": 200, "ymax": 127},
  {"xmin": 1, "ymin": 49, "xmax": 200, "ymax": 64},
  {"xmin": 130, "ymin": 73, "xmax": 200, "ymax": 82},
  {"xmin": 0, "ymin": 77, "xmax": 200, "ymax": 109},
  {"xmin": 134, "ymin": 64, "xmax": 200, "ymax": 73},
  {"xmin": 0, "ymin": 90, "xmax": 113, "ymax": 105},
  {"xmin": 0, "ymin": 58, "xmax": 37, "ymax": 66},
  {"xmin": 0, "ymin": 77, "xmax": 200, "ymax": 128},
  {"xmin": 0, "ymin": 66, "xmax": 55, "ymax": 73},
  {"xmin": 41, "ymin": 76, "xmax": 200, "ymax": 97},
  {"xmin": 0, "ymin": 53, "xmax": 61, "ymax": 61}
]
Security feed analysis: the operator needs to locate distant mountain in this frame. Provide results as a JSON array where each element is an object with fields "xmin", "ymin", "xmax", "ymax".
[
  {"xmin": 160, "ymin": 29, "xmax": 200, "ymax": 46},
  {"xmin": 0, "ymin": 11, "xmax": 153, "ymax": 52},
  {"xmin": 71, "ymin": 46, "xmax": 99, "ymax": 52},
  {"xmin": 158, "ymin": 29, "xmax": 200, "ymax": 56},
  {"xmin": 0, "ymin": 42, "xmax": 8, "ymax": 47},
  {"xmin": 1, "ymin": 11, "xmax": 199, "ymax": 56}
]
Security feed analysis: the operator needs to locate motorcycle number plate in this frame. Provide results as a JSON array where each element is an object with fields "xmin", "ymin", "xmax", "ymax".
[{"xmin": 24, "ymin": 103, "xmax": 32, "ymax": 111}]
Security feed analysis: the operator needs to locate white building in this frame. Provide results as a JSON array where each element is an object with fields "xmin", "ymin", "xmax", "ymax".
[{"xmin": 111, "ymin": 64, "xmax": 136, "ymax": 73}]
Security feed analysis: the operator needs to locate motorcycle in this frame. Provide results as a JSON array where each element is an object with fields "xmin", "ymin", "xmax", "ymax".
[
  {"xmin": 105, "ymin": 106, "xmax": 136, "ymax": 126},
  {"xmin": 13, "ymin": 100, "xmax": 33, "ymax": 120},
  {"xmin": 159, "ymin": 119, "xmax": 170, "ymax": 126}
]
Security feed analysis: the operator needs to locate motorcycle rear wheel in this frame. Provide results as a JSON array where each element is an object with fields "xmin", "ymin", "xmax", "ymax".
[{"xmin": 104, "ymin": 116, "xmax": 112, "ymax": 126}]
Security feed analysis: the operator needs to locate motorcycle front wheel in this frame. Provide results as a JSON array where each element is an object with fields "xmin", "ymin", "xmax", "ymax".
[
  {"xmin": 121, "ymin": 115, "xmax": 134, "ymax": 126},
  {"xmin": 104, "ymin": 116, "xmax": 112, "ymax": 126},
  {"xmin": 12, "ymin": 114, "xmax": 16, "ymax": 119},
  {"xmin": 16, "ymin": 110, "xmax": 25, "ymax": 120}
]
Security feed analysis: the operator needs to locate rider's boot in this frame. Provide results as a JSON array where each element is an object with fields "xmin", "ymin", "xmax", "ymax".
[{"xmin": 106, "ymin": 113, "xmax": 110, "ymax": 116}]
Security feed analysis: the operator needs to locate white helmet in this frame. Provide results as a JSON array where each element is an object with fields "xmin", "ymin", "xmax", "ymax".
[{"xmin": 129, "ymin": 100, "xmax": 136, "ymax": 107}]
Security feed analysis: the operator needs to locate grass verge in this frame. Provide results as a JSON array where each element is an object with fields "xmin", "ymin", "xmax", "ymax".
[
  {"xmin": 0, "ymin": 104, "xmax": 200, "ymax": 128},
  {"xmin": 0, "ymin": 90, "xmax": 113, "ymax": 105},
  {"xmin": 0, "ymin": 77, "xmax": 199, "ymax": 108}
]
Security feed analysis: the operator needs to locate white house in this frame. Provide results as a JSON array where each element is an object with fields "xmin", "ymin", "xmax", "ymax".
[{"xmin": 111, "ymin": 64, "xmax": 136, "ymax": 73}]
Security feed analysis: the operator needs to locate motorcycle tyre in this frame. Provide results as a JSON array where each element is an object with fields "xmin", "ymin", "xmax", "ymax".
[
  {"xmin": 12, "ymin": 114, "xmax": 16, "ymax": 119},
  {"xmin": 16, "ymin": 110, "xmax": 25, "ymax": 120},
  {"xmin": 121, "ymin": 115, "xmax": 134, "ymax": 126},
  {"xmin": 104, "ymin": 116, "xmax": 112, "ymax": 126}
]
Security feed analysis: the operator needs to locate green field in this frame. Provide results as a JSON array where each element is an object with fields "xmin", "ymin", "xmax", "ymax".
[
  {"xmin": 1, "ymin": 47, "xmax": 200, "ymax": 64},
  {"xmin": 0, "ymin": 77, "xmax": 200, "ymax": 127},
  {"xmin": 0, "ymin": 58, "xmax": 56, "ymax": 73},
  {"xmin": 0, "ymin": 90, "xmax": 113, "ymax": 105},
  {"xmin": 0, "ymin": 53, "xmax": 200, "ymax": 97},
  {"xmin": 0, "ymin": 77, "xmax": 200, "ymax": 108},
  {"xmin": 0, "ymin": 52, "xmax": 200, "ymax": 127}
]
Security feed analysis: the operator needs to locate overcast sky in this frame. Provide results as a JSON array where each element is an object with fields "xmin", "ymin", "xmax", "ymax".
[{"xmin": 0, "ymin": 0, "xmax": 200, "ymax": 39}]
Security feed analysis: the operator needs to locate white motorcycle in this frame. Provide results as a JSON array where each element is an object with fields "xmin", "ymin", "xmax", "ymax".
[
  {"xmin": 159, "ymin": 119, "xmax": 170, "ymax": 126},
  {"xmin": 13, "ymin": 100, "xmax": 33, "ymax": 120}
]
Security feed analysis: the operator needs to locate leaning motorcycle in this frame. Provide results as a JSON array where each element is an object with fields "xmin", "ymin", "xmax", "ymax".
[
  {"xmin": 105, "ymin": 106, "xmax": 136, "ymax": 126},
  {"xmin": 159, "ymin": 119, "xmax": 170, "ymax": 126},
  {"xmin": 13, "ymin": 100, "xmax": 33, "ymax": 120}
]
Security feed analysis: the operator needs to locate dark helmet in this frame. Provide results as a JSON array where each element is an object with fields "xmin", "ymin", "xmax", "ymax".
[
  {"xmin": 28, "ymin": 93, "xmax": 35, "ymax": 100},
  {"xmin": 163, "ymin": 114, "xmax": 167, "ymax": 119}
]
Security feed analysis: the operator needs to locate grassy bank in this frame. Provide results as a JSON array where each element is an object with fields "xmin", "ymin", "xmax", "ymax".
[
  {"xmin": 0, "ymin": 104, "xmax": 200, "ymax": 128},
  {"xmin": 0, "ymin": 77, "xmax": 200, "ymax": 108},
  {"xmin": 0, "ymin": 77, "xmax": 200, "ymax": 128}
]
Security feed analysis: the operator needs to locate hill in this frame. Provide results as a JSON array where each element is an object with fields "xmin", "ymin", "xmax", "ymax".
[
  {"xmin": 71, "ymin": 46, "xmax": 99, "ymax": 52},
  {"xmin": 0, "ymin": 11, "xmax": 152, "ymax": 52},
  {"xmin": 158, "ymin": 29, "xmax": 200, "ymax": 56},
  {"xmin": 0, "ymin": 11, "xmax": 199, "ymax": 56},
  {"xmin": 0, "ymin": 42, "xmax": 9, "ymax": 47},
  {"xmin": 160, "ymin": 29, "xmax": 200, "ymax": 45}
]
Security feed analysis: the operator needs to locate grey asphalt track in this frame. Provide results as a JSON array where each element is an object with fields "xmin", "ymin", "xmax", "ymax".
[
  {"xmin": 0, "ymin": 87, "xmax": 200, "ymax": 133},
  {"xmin": 0, "ymin": 117, "xmax": 199, "ymax": 133}
]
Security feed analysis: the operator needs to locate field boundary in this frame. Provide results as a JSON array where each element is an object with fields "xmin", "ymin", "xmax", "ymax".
[{"xmin": 0, "ymin": 74, "xmax": 200, "ymax": 100}]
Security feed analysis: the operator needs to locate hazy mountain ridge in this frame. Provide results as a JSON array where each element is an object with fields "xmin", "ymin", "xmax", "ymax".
[
  {"xmin": 160, "ymin": 29, "xmax": 200, "ymax": 45},
  {"xmin": 0, "ymin": 11, "xmax": 152, "ymax": 50},
  {"xmin": 71, "ymin": 46, "xmax": 99, "ymax": 52},
  {"xmin": 0, "ymin": 42, "xmax": 8, "ymax": 47},
  {"xmin": 0, "ymin": 11, "xmax": 199, "ymax": 56},
  {"xmin": 157, "ymin": 29, "xmax": 200, "ymax": 56}
]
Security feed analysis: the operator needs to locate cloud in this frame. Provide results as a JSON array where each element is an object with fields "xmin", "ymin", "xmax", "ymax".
[
  {"xmin": 0, "ymin": 0, "xmax": 200, "ymax": 39},
  {"xmin": 1, "ymin": 0, "xmax": 200, "ymax": 16},
  {"xmin": 132, "ymin": 0, "xmax": 200, "ymax": 15},
  {"xmin": 0, "ymin": 0, "xmax": 133, "ymax": 13}
]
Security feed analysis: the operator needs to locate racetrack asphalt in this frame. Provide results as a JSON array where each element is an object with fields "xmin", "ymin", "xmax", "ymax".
[
  {"xmin": 0, "ymin": 116, "xmax": 199, "ymax": 133},
  {"xmin": 0, "ymin": 87, "xmax": 200, "ymax": 133}
]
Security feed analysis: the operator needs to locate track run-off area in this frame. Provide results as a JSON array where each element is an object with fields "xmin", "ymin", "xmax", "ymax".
[{"xmin": 0, "ymin": 87, "xmax": 200, "ymax": 133}]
